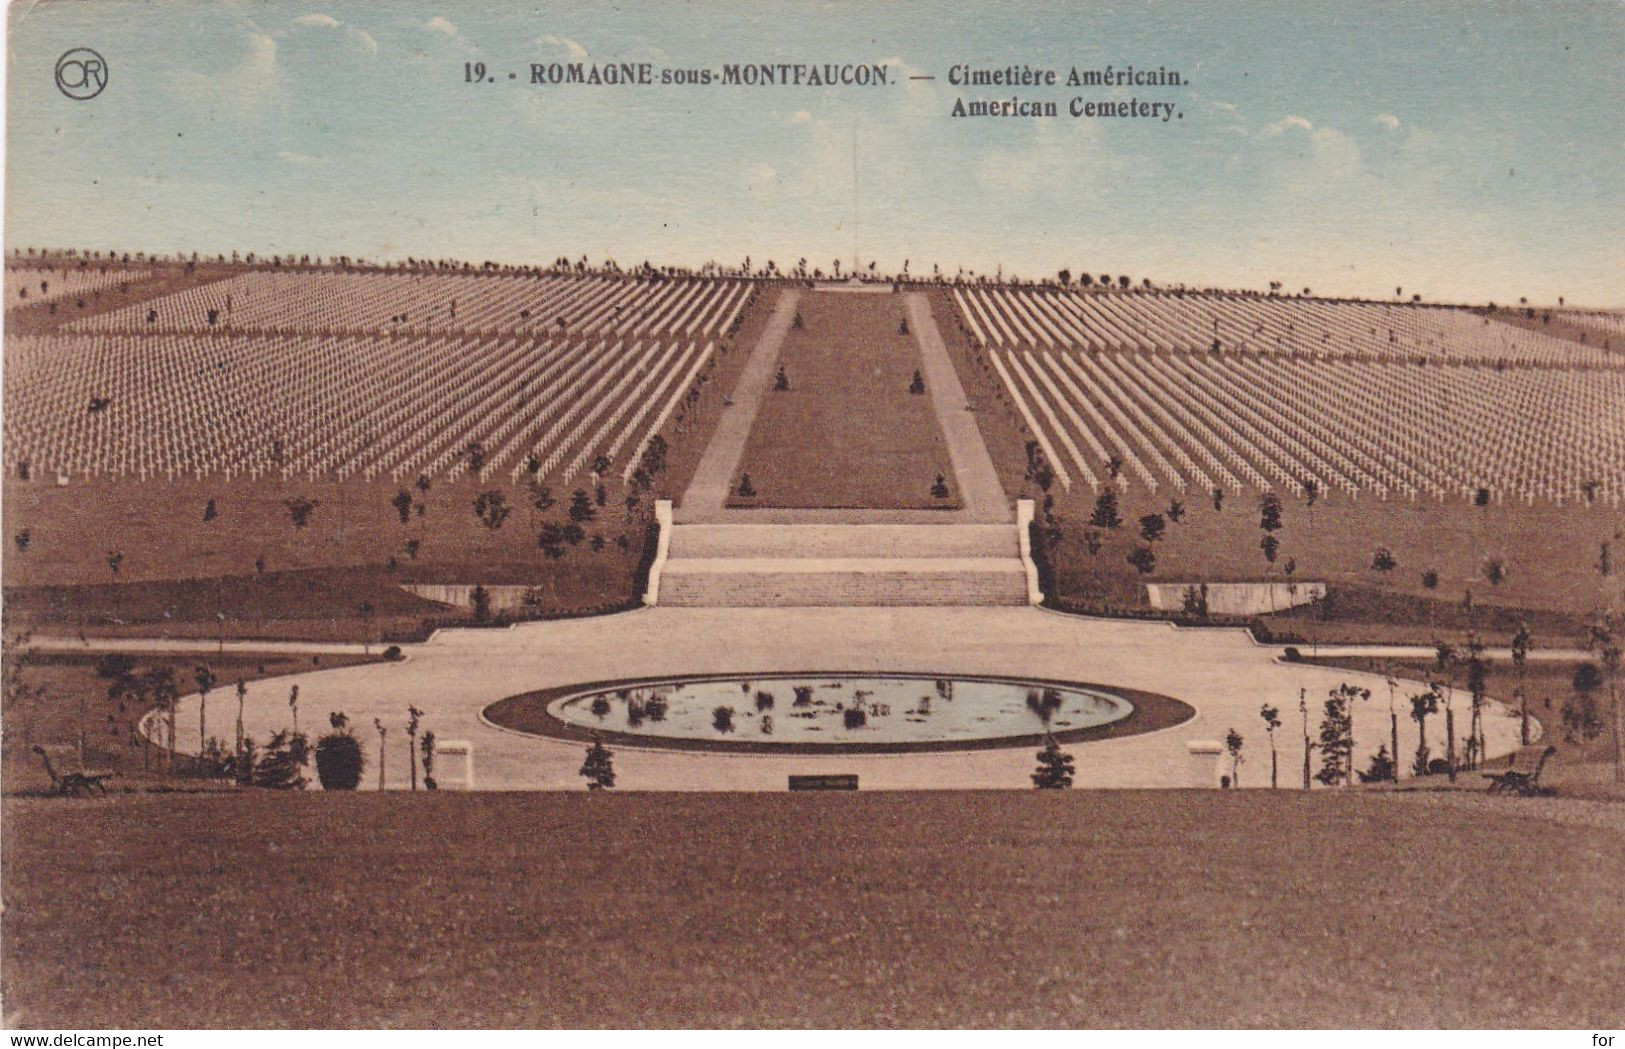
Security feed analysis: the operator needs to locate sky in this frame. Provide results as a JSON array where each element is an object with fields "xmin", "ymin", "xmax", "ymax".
[{"xmin": 5, "ymin": 0, "xmax": 1623, "ymax": 305}]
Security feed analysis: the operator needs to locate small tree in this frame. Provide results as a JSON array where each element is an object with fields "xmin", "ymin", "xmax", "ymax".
[
  {"xmin": 1089, "ymin": 490, "xmax": 1122, "ymax": 530},
  {"xmin": 1316, "ymin": 684, "xmax": 1367, "ymax": 787},
  {"xmin": 1031, "ymin": 737, "xmax": 1075, "ymax": 788},
  {"xmin": 1358, "ymin": 745, "xmax": 1396, "ymax": 784},
  {"xmin": 568, "ymin": 489, "xmax": 597, "ymax": 523},
  {"xmin": 1138, "ymin": 513, "xmax": 1166, "ymax": 544},
  {"xmin": 1435, "ymin": 642, "xmax": 1460, "ymax": 782},
  {"xmin": 1260, "ymin": 704, "xmax": 1282, "ymax": 788},
  {"xmin": 1259, "ymin": 492, "xmax": 1284, "ymax": 533},
  {"xmin": 1225, "ymin": 728, "xmax": 1245, "ymax": 787},
  {"xmin": 315, "ymin": 712, "xmax": 365, "ymax": 790},
  {"xmin": 1371, "ymin": 547, "xmax": 1397, "ymax": 573},
  {"xmin": 1511, "ymin": 622, "xmax": 1532, "ymax": 746},
  {"xmin": 283, "ymin": 497, "xmax": 318, "ymax": 528},
  {"xmin": 1410, "ymin": 686, "xmax": 1440, "ymax": 775},
  {"xmin": 579, "ymin": 739, "xmax": 615, "ymax": 789},
  {"xmin": 1127, "ymin": 545, "xmax": 1157, "ymax": 575},
  {"xmin": 1587, "ymin": 617, "xmax": 1622, "ymax": 785},
  {"xmin": 253, "ymin": 729, "xmax": 311, "ymax": 790},
  {"xmin": 421, "ymin": 731, "xmax": 438, "ymax": 790},
  {"xmin": 193, "ymin": 665, "xmax": 217, "ymax": 759},
  {"xmin": 1564, "ymin": 663, "xmax": 1606, "ymax": 743},
  {"xmin": 473, "ymin": 490, "xmax": 511, "ymax": 530},
  {"xmin": 373, "ymin": 718, "xmax": 388, "ymax": 789},
  {"xmin": 1464, "ymin": 635, "xmax": 1490, "ymax": 770},
  {"xmin": 406, "ymin": 705, "xmax": 423, "ymax": 790}
]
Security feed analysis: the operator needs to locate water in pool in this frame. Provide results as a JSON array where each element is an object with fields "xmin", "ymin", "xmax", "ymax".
[{"xmin": 549, "ymin": 674, "xmax": 1133, "ymax": 745}]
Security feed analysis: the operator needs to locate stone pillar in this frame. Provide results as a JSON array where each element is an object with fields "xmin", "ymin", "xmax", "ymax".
[
  {"xmin": 435, "ymin": 740, "xmax": 475, "ymax": 790},
  {"xmin": 643, "ymin": 499, "xmax": 673, "ymax": 606},
  {"xmin": 1186, "ymin": 740, "xmax": 1225, "ymax": 788}
]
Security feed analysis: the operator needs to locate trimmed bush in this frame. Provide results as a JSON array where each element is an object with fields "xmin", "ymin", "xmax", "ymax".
[{"xmin": 314, "ymin": 733, "xmax": 365, "ymax": 790}]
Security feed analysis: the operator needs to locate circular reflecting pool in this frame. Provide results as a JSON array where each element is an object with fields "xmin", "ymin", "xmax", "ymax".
[
  {"xmin": 550, "ymin": 674, "xmax": 1132, "ymax": 745},
  {"xmin": 471, "ymin": 670, "xmax": 1191, "ymax": 756}
]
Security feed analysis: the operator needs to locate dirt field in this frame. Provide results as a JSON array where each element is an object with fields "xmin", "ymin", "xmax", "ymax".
[
  {"xmin": 2, "ymin": 790, "xmax": 1620, "ymax": 1028},
  {"xmin": 730, "ymin": 291, "xmax": 960, "ymax": 509}
]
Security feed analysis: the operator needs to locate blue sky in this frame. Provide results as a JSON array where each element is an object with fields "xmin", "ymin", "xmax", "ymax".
[{"xmin": 6, "ymin": 0, "xmax": 1622, "ymax": 304}]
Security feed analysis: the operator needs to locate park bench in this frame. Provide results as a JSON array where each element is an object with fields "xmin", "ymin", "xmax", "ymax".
[
  {"xmin": 31, "ymin": 745, "xmax": 116, "ymax": 796},
  {"xmin": 1483, "ymin": 745, "xmax": 1558, "ymax": 796}
]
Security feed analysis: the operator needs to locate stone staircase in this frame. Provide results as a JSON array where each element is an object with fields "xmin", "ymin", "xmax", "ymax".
[{"xmin": 655, "ymin": 522, "xmax": 1033, "ymax": 607}]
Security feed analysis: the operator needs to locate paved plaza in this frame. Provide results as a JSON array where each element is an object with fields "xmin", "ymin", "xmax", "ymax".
[{"xmin": 148, "ymin": 606, "xmax": 1525, "ymax": 790}]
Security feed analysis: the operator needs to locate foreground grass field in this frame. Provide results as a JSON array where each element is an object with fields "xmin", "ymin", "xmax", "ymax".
[{"xmin": 3, "ymin": 791, "xmax": 1621, "ymax": 1028}]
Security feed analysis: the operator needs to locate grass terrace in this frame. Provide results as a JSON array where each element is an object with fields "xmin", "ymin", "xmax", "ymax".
[{"xmin": 729, "ymin": 291, "xmax": 961, "ymax": 510}]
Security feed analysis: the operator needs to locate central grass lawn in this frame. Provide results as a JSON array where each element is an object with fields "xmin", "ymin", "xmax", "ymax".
[
  {"xmin": 730, "ymin": 291, "xmax": 960, "ymax": 509},
  {"xmin": 3, "ymin": 791, "xmax": 1621, "ymax": 1028}
]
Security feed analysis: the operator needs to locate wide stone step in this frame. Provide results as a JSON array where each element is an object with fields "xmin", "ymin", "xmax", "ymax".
[
  {"xmin": 658, "ymin": 556, "xmax": 1030, "ymax": 607},
  {"xmin": 667, "ymin": 523, "xmax": 1019, "ymax": 560}
]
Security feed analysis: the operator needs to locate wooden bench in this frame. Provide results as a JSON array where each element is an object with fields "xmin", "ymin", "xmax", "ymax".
[{"xmin": 32, "ymin": 745, "xmax": 116, "ymax": 796}]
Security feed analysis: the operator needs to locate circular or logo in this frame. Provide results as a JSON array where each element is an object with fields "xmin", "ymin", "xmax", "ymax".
[{"xmin": 55, "ymin": 48, "xmax": 108, "ymax": 100}]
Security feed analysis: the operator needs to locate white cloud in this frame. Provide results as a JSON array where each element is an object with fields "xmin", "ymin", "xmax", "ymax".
[
  {"xmin": 1308, "ymin": 126, "xmax": 1361, "ymax": 172},
  {"xmin": 288, "ymin": 13, "xmax": 378, "ymax": 56},
  {"xmin": 1374, "ymin": 112, "xmax": 1401, "ymax": 130},
  {"xmin": 786, "ymin": 110, "xmax": 812, "ymax": 126},
  {"xmin": 277, "ymin": 150, "xmax": 327, "ymax": 166},
  {"xmin": 876, "ymin": 54, "xmax": 938, "ymax": 116},
  {"xmin": 1260, "ymin": 114, "xmax": 1314, "ymax": 139},
  {"xmin": 974, "ymin": 119, "xmax": 1123, "ymax": 197},
  {"xmin": 169, "ymin": 29, "xmax": 281, "ymax": 112},
  {"xmin": 538, "ymin": 34, "xmax": 588, "ymax": 60},
  {"xmin": 425, "ymin": 16, "xmax": 459, "ymax": 37}
]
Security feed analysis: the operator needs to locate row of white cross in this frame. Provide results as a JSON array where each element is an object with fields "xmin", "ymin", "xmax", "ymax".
[
  {"xmin": 957, "ymin": 286, "xmax": 1620, "ymax": 367},
  {"xmin": 983, "ymin": 344, "xmax": 1625, "ymax": 505},
  {"xmin": 67, "ymin": 271, "xmax": 749, "ymax": 343},
  {"xmin": 3, "ymin": 331, "xmax": 720, "ymax": 489}
]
